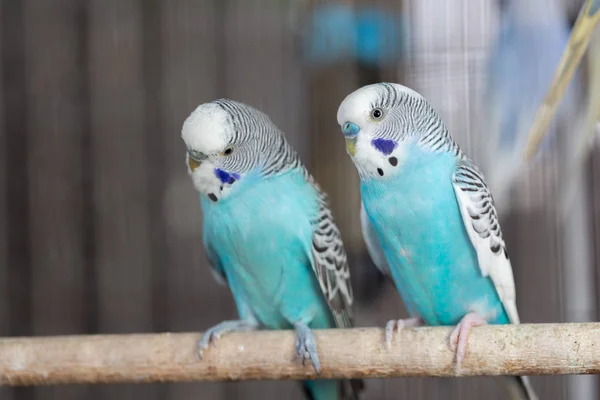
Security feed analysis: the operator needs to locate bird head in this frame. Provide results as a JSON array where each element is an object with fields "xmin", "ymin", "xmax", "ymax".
[
  {"xmin": 337, "ymin": 82, "xmax": 451, "ymax": 179},
  {"xmin": 181, "ymin": 99, "xmax": 274, "ymax": 202}
]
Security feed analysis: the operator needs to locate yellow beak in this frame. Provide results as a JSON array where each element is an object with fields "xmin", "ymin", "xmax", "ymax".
[
  {"xmin": 345, "ymin": 137, "xmax": 357, "ymax": 156},
  {"xmin": 188, "ymin": 156, "xmax": 201, "ymax": 172}
]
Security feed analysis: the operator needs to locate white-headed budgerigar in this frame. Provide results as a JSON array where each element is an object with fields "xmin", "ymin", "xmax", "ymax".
[
  {"xmin": 337, "ymin": 83, "xmax": 537, "ymax": 400},
  {"xmin": 181, "ymin": 99, "xmax": 363, "ymax": 400}
]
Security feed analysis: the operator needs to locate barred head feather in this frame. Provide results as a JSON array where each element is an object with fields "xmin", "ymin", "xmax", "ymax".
[
  {"xmin": 181, "ymin": 99, "xmax": 303, "ymax": 200},
  {"xmin": 337, "ymin": 83, "xmax": 460, "ymax": 178}
]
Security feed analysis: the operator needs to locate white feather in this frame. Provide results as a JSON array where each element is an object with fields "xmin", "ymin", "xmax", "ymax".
[
  {"xmin": 181, "ymin": 103, "xmax": 231, "ymax": 155},
  {"xmin": 452, "ymin": 176, "xmax": 520, "ymax": 324}
]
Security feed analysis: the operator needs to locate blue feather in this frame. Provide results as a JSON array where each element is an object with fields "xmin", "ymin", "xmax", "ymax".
[
  {"xmin": 214, "ymin": 168, "xmax": 239, "ymax": 185},
  {"xmin": 202, "ymin": 168, "xmax": 341, "ymax": 399},
  {"xmin": 361, "ymin": 143, "xmax": 508, "ymax": 325},
  {"xmin": 371, "ymin": 138, "xmax": 397, "ymax": 156}
]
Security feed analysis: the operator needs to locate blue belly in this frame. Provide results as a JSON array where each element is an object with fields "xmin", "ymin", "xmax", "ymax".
[
  {"xmin": 202, "ymin": 169, "xmax": 335, "ymax": 330},
  {"xmin": 361, "ymin": 150, "xmax": 508, "ymax": 326}
]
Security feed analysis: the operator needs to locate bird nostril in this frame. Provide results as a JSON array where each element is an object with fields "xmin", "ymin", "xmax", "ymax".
[{"xmin": 343, "ymin": 122, "xmax": 360, "ymax": 137}]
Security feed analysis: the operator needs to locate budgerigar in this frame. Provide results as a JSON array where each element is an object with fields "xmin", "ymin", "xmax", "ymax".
[
  {"xmin": 481, "ymin": 0, "xmax": 576, "ymax": 213},
  {"xmin": 337, "ymin": 83, "xmax": 537, "ymax": 400},
  {"xmin": 302, "ymin": 2, "xmax": 407, "ymax": 68},
  {"xmin": 559, "ymin": 21, "xmax": 600, "ymax": 217},
  {"xmin": 524, "ymin": 0, "xmax": 600, "ymax": 159},
  {"xmin": 181, "ymin": 99, "xmax": 363, "ymax": 400}
]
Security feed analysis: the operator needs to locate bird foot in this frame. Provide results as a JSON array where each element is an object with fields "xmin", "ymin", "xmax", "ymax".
[
  {"xmin": 385, "ymin": 317, "xmax": 423, "ymax": 349},
  {"xmin": 449, "ymin": 312, "xmax": 488, "ymax": 372},
  {"xmin": 295, "ymin": 322, "xmax": 321, "ymax": 374},
  {"xmin": 197, "ymin": 319, "xmax": 257, "ymax": 359}
]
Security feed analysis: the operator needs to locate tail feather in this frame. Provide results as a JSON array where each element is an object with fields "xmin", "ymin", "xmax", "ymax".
[
  {"xmin": 342, "ymin": 378, "xmax": 364, "ymax": 400},
  {"xmin": 301, "ymin": 378, "xmax": 364, "ymax": 400},
  {"xmin": 301, "ymin": 381, "xmax": 316, "ymax": 400},
  {"xmin": 504, "ymin": 376, "xmax": 538, "ymax": 400}
]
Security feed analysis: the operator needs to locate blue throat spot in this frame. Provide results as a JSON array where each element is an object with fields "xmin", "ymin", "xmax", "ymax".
[
  {"xmin": 214, "ymin": 168, "xmax": 239, "ymax": 185},
  {"xmin": 371, "ymin": 138, "xmax": 397, "ymax": 156}
]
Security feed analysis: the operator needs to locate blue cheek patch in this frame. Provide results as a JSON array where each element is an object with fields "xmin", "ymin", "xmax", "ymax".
[
  {"xmin": 371, "ymin": 138, "xmax": 397, "ymax": 155},
  {"xmin": 214, "ymin": 168, "xmax": 240, "ymax": 184}
]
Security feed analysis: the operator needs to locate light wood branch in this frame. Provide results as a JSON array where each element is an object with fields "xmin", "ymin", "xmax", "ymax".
[{"xmin": 1, "ymin": 323, "xmax": 599, "ymax": 386}]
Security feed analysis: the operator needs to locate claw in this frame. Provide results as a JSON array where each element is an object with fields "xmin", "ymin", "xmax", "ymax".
[
  {"xmin": 294, "ymin": 322, "xmax": 321, "ymax": 374},
  {"xmin": 448, "ymin": 312, "xmax": 488, "ymax": 372},
  {"xmin": 197, "ymin": 320, "xmax": 257, "ymax": 360},
  {"xmin": 385, "ymin": 317, "xmax": 423, "ymax": 349}
]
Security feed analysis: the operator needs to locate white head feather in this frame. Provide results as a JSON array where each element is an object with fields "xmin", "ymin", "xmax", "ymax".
[
  {"xmin": 336, "ymin": 83, "xmax": 447, "ymax": 179},
  {"xmin": 181, "ymin": 99, "xmax": 293, "ymax": 201},
  {"xmin": 181, "ymin": 103, "xmax": 235, "ymax": 199},
  {"xmin": 181, "ymin": 103, "xmax": 232, "ymax": 156},
  {"xmin": 336, "ymin": 83, "xmax": 424, "ymax": 130}
]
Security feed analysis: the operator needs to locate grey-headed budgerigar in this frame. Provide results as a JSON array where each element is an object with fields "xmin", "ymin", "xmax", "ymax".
[
  {"xmin": 181, "ymin": 99, "xmax": 363, "ymax": 400},
  {"xmin": 337, "ymin": 83, "xmax": 537, "ymax": 400}
]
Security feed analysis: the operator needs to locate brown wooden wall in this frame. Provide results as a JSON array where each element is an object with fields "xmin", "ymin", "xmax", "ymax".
[{"xmin": 0, "ymin": 1, "xmax": 598, "ymax": 399}]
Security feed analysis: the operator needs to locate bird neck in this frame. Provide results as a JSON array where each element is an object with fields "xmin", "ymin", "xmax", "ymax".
[{"xmin": 257, "ymin": 133, "xmax": 304, "ymax": 178}]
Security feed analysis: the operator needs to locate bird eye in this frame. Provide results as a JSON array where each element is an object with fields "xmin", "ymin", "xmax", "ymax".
[
  {"xmin": 371, "ymin": 108, "xmax": 384, "ymax": 120},
  {"xmin": 222, "ymin": 147, "xmax": 233, "ymax": 156}
]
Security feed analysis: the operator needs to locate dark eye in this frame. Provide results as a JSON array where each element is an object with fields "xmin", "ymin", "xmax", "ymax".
[
  {"xmin": 223, "ymin": 147, "xmax": 233, "ymax": 156},
  {"xmin": 371, "ymin": 108, "xmax": 383, "ymax": 120}
]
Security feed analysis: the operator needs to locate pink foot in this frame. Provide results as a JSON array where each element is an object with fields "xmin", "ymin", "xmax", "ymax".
[
  {"xmin": 449, "ymin": 312, "xmax": 488, "ymax": 372},
  {"xmin": 385, "ymin": 317, "xmax": 423, "ymax": 349}
]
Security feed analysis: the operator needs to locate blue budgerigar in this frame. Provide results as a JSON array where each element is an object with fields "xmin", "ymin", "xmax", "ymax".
[
  {"xmin": 481, "ymin": 0, "xmax": 576, "ymax": 213},
  {"xmin": 181, "ymin": 99, "xmax": 363, "ymax": 400},
  {"xmin": 337, "ymin": 83, "xmax": 537, "ymax": 400},
  {"xmin": 523, "ymin": 0, "xmax": 600, "ymax": 162}
]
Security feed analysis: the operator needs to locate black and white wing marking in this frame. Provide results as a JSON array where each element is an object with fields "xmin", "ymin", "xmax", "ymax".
[
  {"xmin": 360, "ymin": 201, "xmax": 390, "ymax": 276},
  {"xmin": 310, "ymin": 186, "xmax": 355, "ymax": 329},
  {"xmin": 452, "ymin": 158, "xmax": 520, "ymax": 324}
]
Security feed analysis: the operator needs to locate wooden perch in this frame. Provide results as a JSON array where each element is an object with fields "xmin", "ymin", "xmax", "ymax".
[{"xmin": 1, "ymin": 323, "xmax": 599, "ymax": 386}]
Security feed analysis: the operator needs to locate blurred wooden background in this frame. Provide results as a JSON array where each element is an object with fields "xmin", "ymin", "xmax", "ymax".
[{"xmin": 0, "ymin": 0, "xmax": 599, "ymax": 399}]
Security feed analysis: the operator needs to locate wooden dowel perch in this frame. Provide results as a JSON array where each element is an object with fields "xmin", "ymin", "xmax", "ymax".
[{"xmin": 1, "ymin": 323, "xmax": 599, "ymax": 386}]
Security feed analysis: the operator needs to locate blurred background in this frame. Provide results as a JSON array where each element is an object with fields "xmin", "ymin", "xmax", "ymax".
[{"xmin": 1, "ymin": 0, "xmax": 600, "ymax": 399}]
